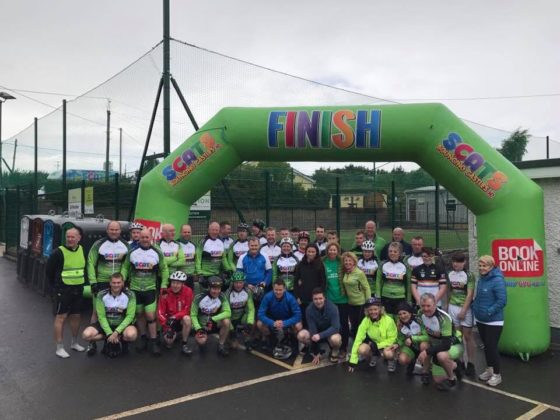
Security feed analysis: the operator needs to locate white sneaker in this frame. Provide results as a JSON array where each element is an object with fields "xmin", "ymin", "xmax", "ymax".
[
  {"xmin": 56, "ymin": 348, "xmax": 70, "ymax": 358},
  {"xmin": 369, "ymin": 356, "xmax": 378, "ymax": 367},
  {"xmin": 71, "ymin": 342, "xmax": 85, "ymax": 352},
  {"xmin": 478, "ymin": 367, "xmax": 493, "ymax": 381},
  {"xmin": 487, "ymin": 374, "xmax": 502, "ymax": 387}
]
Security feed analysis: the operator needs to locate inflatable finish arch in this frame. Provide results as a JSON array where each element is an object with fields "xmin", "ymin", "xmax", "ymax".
[{"xmin": 135, "ymin": 104, "xmax": 549, "ymax": 357}]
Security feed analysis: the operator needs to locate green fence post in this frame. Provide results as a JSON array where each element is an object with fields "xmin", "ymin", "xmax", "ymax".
[
  {"xmin": 435, "ymin": 181, "xmax": 440, "ymax": 250},
  {"xmin": 335, "ymin": 177, "xmax": 341, "ymax": 239},
  {"xmin": 81, "ymin": 180, "xmax": 85, "ymax": 216},
  {"xmin": 115, "ymin": 173, "xmax": 120, "ymax": 220},
  {"xmin": 391, "ymin": 180, "xmax": 396, "ymax": 230},
  {"xmin": 264, "ymin": 170, "xmax": 270, "ymax": 226}
]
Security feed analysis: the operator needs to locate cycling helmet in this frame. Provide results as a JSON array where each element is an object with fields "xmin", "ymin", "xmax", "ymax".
[
  {"xmin": 298, "ymin": 231, "xmax": 310, "ymax": 240},
  {"xmin": 231, "ymin": 271, "xmax": 246, "ymax": 283},
  {"xmin": 252, "ymin": 219, "xmax": 265, "ymax": 231},
  {"xmin": 397, "ymin": 301, "xmax": 414, "ymax": 314},
  {"xmin": 364, "ymin": 296, "xmax": 383, "ymax": 308},
  {"xmin": 272, "ymin": 344, "xmax": 293, "ymax": 360},
  {"xmin": 169, "ymin": 271, "xmax": 187, "ymax": 282},
  {"xmin": 237, "ymin": 222, "xmax": 250, "ymax": 232},
  {"xmin": 362, "ymin": 240, "xmax": 375, "ymax": 251},
  {"xmin": 105, "ymin": 341, "xmax": 122, "ymax": 359},
  {"xmin": 129, "ymin": 222, "xmax": 144, "ymax": 231},
  {"xmin": 208, "ymin": 276, "xmax": 223, "ymax": 288},
  {"xmin": 280, "ymin": 237, "xmax": 294, "ymax": 246}
]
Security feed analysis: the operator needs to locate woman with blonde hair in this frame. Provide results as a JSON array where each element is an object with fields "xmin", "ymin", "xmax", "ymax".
[
  {"xmin": 341, "ymin": 251, "xmax": 371, "ymax": 339},
  {"xmin": 472, "ymin": 255, "xmax": 507, "ymax": 387}
]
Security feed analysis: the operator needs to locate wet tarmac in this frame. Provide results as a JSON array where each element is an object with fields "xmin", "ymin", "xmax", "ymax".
[{"xmin": 0, "ymin": 257, "xmax": 558, "ymax": 420}]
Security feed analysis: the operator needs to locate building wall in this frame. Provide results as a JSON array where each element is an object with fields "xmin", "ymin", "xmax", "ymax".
[
  {"xmin": 406, "ymin": 190, "xmax": 468, "ymax": 225},
  {"xmin": 468, "ymin": 178, "xmax": 560, "ymax": 329}
]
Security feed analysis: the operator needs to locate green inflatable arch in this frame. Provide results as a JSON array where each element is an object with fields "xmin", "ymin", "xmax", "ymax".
[{"xmin": 135, "ymin": 104, "xmax": 549, "ymax": 358}]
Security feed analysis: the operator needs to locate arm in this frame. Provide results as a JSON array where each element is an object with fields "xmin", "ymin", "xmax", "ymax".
[
  {"xmin": 157, "ymin": 293, "xmax": 169, "ymax": 328},
  {"xmin": 264, "ymin": 258, "xmax": 272, "ymax": 287},
  {"xmin": 410, "ymin": 267, "xmax": 420, "ymax": 303},
  {"xmin": 375, "ymin": 266, "xmax": 382, "ymax": 298},
  {"xmin": 211, "ymin": 295, "xmax": 231, "ymax": 322},
  {"xmin": 358, "ymin": 271, "xmax": 371, "ymax": 301},
  {"xmin": 46, "ymin": 249, "xmax": 63, "ymax": 286},
  {"xmin": 318, "ymin": 304, "xmax": 340, "ymax": 340},
  {"xmin": 426, "ymin": 314, "xmax": 453, "ymax": 356},
  {"xmin": 306, "ymin": 305, "xmax": 318, "ymax": 336},
  {"xmin": 405, "ymin": 266, "xmax": 411, "ymax": 302},
  {"xmin": 434, "ymin": 269, "xmax": 448, "ymax": 303},
  {"xmin": 115, "ymin": 291, "xmax": 137, "ymax": 334},
  {"xmin": 272, "ymin": 259, "xmax": 278, "ymax": 282},
  {"xmin": 462, "ymin": 272, "xmax": 476, "ymax": 312},
  {"xmin": 157, "ymin": 248, "xmax": 170, "ymax": 289},
  {"xmin": 222, "ymin": 250, "xmax": 232, "ymax": 273},
  {"xmin": 257, "ymin": 295, "xmax": 275, "ymax": 328},
  {"xmin": 120, "ymin": 252, "xmax": 131, "ymax": 283},
  {"xmin": 96, "ymin": 294, "xmax": 113, "ymax": 336},
  {"xmin": 195, "ymin": 241, "xmax": 203, "ymax": 274},
  {"xmin": 246, "ymin": 290, "xmax": 256, "ymax": 325},
  {"xmin": 487, "ymin": 275, "xmax": 507, "ymax": 316},
  {"xmin": 411, "ymin": 322, "xmax": 429, "ymax": 344},
  {"xmin": 87, "ymin": 241, "xmax": 100, "ymax": 284},
  {"xmin": 190, "ymin": 296, "xmax": 202, "ymax": 331},
  {"xmin": 174, "ymin": 287, "xmax": 193, "ymax": 320}
]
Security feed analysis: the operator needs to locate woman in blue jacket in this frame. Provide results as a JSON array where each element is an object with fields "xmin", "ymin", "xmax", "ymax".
[{"xmin": 472, "ymin": 255, "xmax": 507, "ymax": 387}]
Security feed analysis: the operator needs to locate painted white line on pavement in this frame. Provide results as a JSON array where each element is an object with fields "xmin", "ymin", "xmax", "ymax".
[
  {"xmin": 96, "ymin": 363, "xmax": 331, "ymax": 419},
  {"xmin": 515, "ymin": 404, "xmax": 550, "ymax": 420}
]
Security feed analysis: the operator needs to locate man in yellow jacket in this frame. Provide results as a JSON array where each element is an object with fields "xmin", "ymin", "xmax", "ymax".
[{"xmin": 348, "ymin": 297, "xmax": 398, "ymax": 373}]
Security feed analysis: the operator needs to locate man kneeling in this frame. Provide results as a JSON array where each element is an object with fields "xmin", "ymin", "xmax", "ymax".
[
  {"xmin": 82, "ymin": 273, "xmax": 137, "ymax": 357},
  {"xmin": 348, "ymin": 297, "xmax": 398, "ymax": 373},
  {"xmin": 297, "ymin": 288, "xmax": 341, "ymax": 364}
]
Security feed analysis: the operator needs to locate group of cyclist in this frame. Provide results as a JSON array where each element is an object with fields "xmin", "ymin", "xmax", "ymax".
[{"xmin": 47, "ymin": 217, "xmax": 506, "ymax": 391}]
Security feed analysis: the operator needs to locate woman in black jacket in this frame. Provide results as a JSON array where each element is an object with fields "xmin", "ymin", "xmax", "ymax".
[{"xmin": 294, "ymin": 244, "xmax": 327, "ymax": 328}]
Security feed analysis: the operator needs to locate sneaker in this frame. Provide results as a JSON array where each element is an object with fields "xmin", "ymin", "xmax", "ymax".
[
  {"xmin": 244, "ymin": 340, "xmax": 253, "ymax": 352},
  {"xmin": 181, "ymin": 343, "xmax": 193, "ymax": 356},
  {"xmin": 136, "ymin": 335, "xmax": 148, "ymax": 352},
  {"xmin": 466, "ymin": 362, "xmax": 476, "ymax": 377},
  {"xmin": 56, "ymin": 347, "xmax": 70, "ymax": 358},
  {"xmin": 368, "ymin": 356, "xmax": 378, "ymax": 368},
  {"xmin": 436, "ymin": 379, "xmax": 453, "ymax": 392},
  {"xmin": 149, "ymin": 339, "xmax": 161, "ymax": 356},
  {"xmin": 387, "ymin": 360, "xmax": 396, "ymax": 373},
  {"xmin": 478, "ymin": 367, "xmax": 494, "ymax": 382},
  {"xmin": 421, "ymin": 373, "xmax": 431, "ymax": 385},
  {"xmin": 71, "ymin": 342, "xmax": 85, "ymax": 352},
  {"xmin": 86, "ymin": 342, "xmax": 97, "ymax": 356},
  {"xmin": 454, "ymin": 364, "xmax": 463, "ymax": 381},
  {"xmin": 487, "ymin": 374, "xmax": 502, "ymax": 387},
  {"xmin": 217, "ymin": 344, "xmax": 230, "ymax": 357}
]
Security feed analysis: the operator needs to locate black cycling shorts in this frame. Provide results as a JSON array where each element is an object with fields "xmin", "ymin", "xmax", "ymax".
[
  {"xmin": 381, "ymin": 297, "xmax": 406, "ymax": 316},
  {"xmin": 54, "ymin": 285, "xmax": 84, "ymax": 315},
  {"xmin": 89, "ymin": 322, "xmax": 106, "ymax": 336},
  {"xmin": 134, "ymin": 290, "xmax": 157, "ymax": 313}
]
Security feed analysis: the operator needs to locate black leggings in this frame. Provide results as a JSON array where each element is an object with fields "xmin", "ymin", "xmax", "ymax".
[
  {"xmin": 335, "ymin": 303, "xmax": 350, "ymax": 352},
  {"xmin": 348, "ymin": 304, "xmax": 364, "ymax": 339},
  {"xmin": 477, "ymin": 322, "xmax": 503, "ymax": 374}
]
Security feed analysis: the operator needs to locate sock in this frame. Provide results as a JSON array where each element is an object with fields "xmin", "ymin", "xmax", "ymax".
[{"xmin": 56, "ymin": 343, "xmax": 65, "ymax": 351}]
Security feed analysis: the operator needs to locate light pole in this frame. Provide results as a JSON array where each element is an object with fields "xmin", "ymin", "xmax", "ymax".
[{"xmin": 0, "ymin": 92, "xmax": 16, "ymax": 188}]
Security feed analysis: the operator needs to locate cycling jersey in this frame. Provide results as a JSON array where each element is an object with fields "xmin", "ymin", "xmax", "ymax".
[
  {"xmin": 157, "ymin": 285, "xmax": 193, "ymax": 330},
  {"xmin": 260, "ymin": 243, "xmax": 281, "ymax": 264},
  {"xmin": 314, "ymin": 239, "xmax": 327, "ymax": 256},
  {"xmin": 236, "ymin": 252, "xmax": 272, "ymax": 287},
  {"xmin": 273, "ymin": 253, "xmax": 299, "ymax": 291},
  {"xmin": 419, "ymin": 308, "xmax": 454, "ymax": 356},
  {"xmin": 405, "ymin": 253, "xmax": 423, "ymax": 270},
  {"xmin": 357, "ymin": 257, "xmax": 378, "ymax": 295},
  {"xmin": 448, "ymin": 270, "xmax": 475, "ymax": 306},
  {"xmin": 128, "ymin": 240, "xmax": 140, "ymax": 252},
  {"xmin": 294, "ymin": 249, "xmax": 305, "ymax": 261},
  {"xmin": 377, "ymin": 260, "xmax": 409, "ymax": 300},
  {"xmin": 225, "ymin": 286, "xmax": 255, "ymax": 324},
  {"xmin": 178, "ymin": 239, "xmax": 197, "ymax": 275},
  {"xmin": 349, "ymin": 245, "xmax": 363, "ymax": 259},
  {"xmin": 88, "ymin": 238, "xmax": 129, "ymax": 286},
  {"xmin": 190, "ymin": 292, "xmax": 231, "ymax": 331},
  {"xmin": 96, "ymin": 288, "xmax": 136, "ymax": 335},
  {"xmin": 396, "ymin": 316, "xmax": 426, "ymax": 347},
  {"xmin": 411, "ymin": 263, "xmax": 446, "ymax": 303},
  {"xmin": 158, "ymin": 239, "xmax": 186, "ymax": 274},
  {"xmin": 257, "ymin": 235, "xmax": 267, "ymax": 246},
  {"xmin": 221, "ymin": 236, "xmax": 234, "ymax": 251},
  {"xmin": 228, "ymin": 239, "xmax": 249, "ymax": 269},
  {"xmin": 196, "ymin": 236, "xmax": 230, "ymax": 276},
  {"xmin": 121, "ymin": 245, "xmax": 169, "ymax": 291}
]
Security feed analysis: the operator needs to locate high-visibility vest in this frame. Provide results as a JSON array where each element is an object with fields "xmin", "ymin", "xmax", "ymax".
[{"xmin": 60, "ymin": 245, "xmax": 85, "ymax": 286}]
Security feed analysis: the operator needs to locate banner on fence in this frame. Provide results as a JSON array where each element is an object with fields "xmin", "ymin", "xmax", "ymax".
[
  {"xmin": 84, "ymin": 187, "xmax": 94, "ymax": 214},
  {"xmin": 68, "ymin": 188, "xmax": 81, "ymax": 217}
]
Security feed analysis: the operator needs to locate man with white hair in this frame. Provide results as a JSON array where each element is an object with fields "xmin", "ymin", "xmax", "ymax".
[{"xmin": 364, "ymin": 220, "xmax": 386, "ymax": 254}]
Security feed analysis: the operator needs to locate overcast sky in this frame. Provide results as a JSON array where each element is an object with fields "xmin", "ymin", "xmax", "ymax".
[{"xmin": 1, "ymin": 0, "xmax": 559, "ymax": 175}]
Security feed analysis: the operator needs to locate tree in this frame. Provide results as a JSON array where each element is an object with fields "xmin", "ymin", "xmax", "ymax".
[{"xmin": 498, "ymin": 129, "xmax": 529, "ymax": 162}]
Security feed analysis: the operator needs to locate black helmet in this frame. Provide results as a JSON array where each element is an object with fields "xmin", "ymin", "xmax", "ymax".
[
  {"xmin": 237, "ymin": 222, "xmax": 250, "ymax": 232},
  {"xmin": 252, "ymin": 219, "xmax": 265, "ymax": 231},
  {"xmin": 105, "ymin": 341, "xmax": 122, "ymax": 358},
  {"xmin": 397, "ymin": 301, "xmax": 414, "ymax": 314},
  {"xmin": 364, "ymin": 296, "xmax": 383, "ymax": 308},
  {"xmin": 208, "ymin": 276, "xmax": 223, "ymax": 289}
]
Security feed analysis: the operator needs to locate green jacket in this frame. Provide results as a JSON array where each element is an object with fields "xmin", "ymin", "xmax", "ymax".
[{"xmin": 342, "ymin": 267, "xmax": 371, "ymax": 306}]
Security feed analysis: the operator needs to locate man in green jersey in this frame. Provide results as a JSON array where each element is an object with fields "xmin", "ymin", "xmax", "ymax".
[
  {"xmin": 225, "ymin": 271, "xmax": 255, "ymax": 350},
  {"xmin": 178, "ymin": 224, "xmax": 197, "ymax": 290},
  {"xmin": 86, "ymin": 220, "xmax": 129, "ymax": 355},
  {"xmin": 121, "ymin": 228, "xmax": 169, "ymax": 355},
  {"xmin": 158, "ymin": 223, "xmax": 185, "ymax": 278},
  {"xmin": 195, "ymin": 221, "xmax": 231, "ymax": 288},
  {"xmin": 82, "ymin": 273, "xmax": 137, "ymax": 358}
]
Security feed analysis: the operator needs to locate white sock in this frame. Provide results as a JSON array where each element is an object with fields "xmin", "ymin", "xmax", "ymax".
[{"xmin": 56, "ymin": 344, "xmax": 70, "ymax": 358}]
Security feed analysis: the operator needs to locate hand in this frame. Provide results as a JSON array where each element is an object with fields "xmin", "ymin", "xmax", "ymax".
[
  {"xmin": 390, "ymin": 344, "xmax": 399, "ymax": 351},
  {"xmin": 312, "ymin": 354, "xmax": 321, "ymax": 365},
  {"xmin": 348, "ymin": 363, "xmax": 356, "ymax": 373},
  {"xmin": 458, "ymin": 310, "xmax": 466, "ymax": 321},
  {"xmin": 248, "ymin": 284, "xmax": 256, "ymax": 292},
  {"xmin": 258, "ymin": 282, "xmax": 265, "ymax": 288},
  {"xmin": 107, "ymin": 332, "xmax": 120, "ymax": 344},
  {"xmin": 311, "ymin": 334, "xmax": 321, "ymax": 342},
  {"xmin": 405, "ymin": 338, "xmax": 412, "ymax": 347},
  {"xmin": 417, "ymin": 350, "xmax": 427, "ymax": 364},
  {"xmin": 273, "ymin": 320, "xmax": 284, "ymax": 330},
  {"xmin": 296, "ymin": 298, "xmax": 302, "ymax": 305}
]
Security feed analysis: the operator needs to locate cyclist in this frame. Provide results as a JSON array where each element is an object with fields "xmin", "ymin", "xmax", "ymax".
[
  {"xmin": 157, "ymin": 271, "xmax": 194, "ymax": 355},
  {"xmin": 348, "ymin": 297, "xmax": 398, "ymax": 373},
  {"xmin": 86, "ymin": 220, "xmax": 129, "ymax": 355},
  {"xmin": 395, "ymin": 301, "xmax": 428, "ymax": 375},
  {"xmin": 178, "ymin": 224, "xmax": 197, "ymax": 290},
  {"xmin": 251, "ymin": 219, "xmax": 267, "ymax": 246},
  {"xmin": 405, "ymin": 236, "xmax": 424, "ymax": 270},
  {"xmin": 364, "ymin": 220, "xmax": 386, "ymax": 254},
  {"xmin": 260, "ymin": 227, "xmax": 281, "ymax": 264},
  {"xmin": 82, "ymin": 272, "xmax": 137, "ymax": 358},
  {"xmin": 219, "ymin": 221, "xmax": 234, "ymax": 250},
  {"xmin": 228, "ymin": 222, "xmax": 250, "ymax": 270},
  {"xmin": 278, "ymin": 227, "xmax": 292, "ymax": 247},
  {"xmin": 196, "ymin": 221, "xmax": 231, "ymax": 289},
  {"xmin": 273, "ymin": 237, "xmax": 299, "ymax": 292},
  {"xmin": 191, "ymin": 276, "xmax": 231, "ymax": 356},
  {"xmin": 314, "ymin": 225, "xmax": 328, "ymax": 256},
  {"xmin": 294, "ymin": 231, "xmax": 310, "ymax": 261},
  {"xmin": 158, "ymin": 223, "xmax": 185, "ymax": 281},
  {"xmin": 225, "ymin": 271, "xmax": 255, "ymax": 350},
  {"xmin": 290, "ymin": 227, "xmax": 301, "ymax": 244},
  {"xmin": 128, "ymin": 222, "xmax": 144, "ymax": 251},
  {"xmin": 237, "ymin": 237, "xmax": 272, "ymax": 295},
  {"xmin": 121, "ymin": 228, "xmax": 169, "ymax": 356},
  {"xmin": 357, "ymin": 240, "xmax": 378, "ymax": 296},
  {"xmin": 411, "ymin": 247, "xmax": 447, "ymax": 307},
  {"xmin": 376, "ymin": 242, "xmax": 410, "ymax": 317}
]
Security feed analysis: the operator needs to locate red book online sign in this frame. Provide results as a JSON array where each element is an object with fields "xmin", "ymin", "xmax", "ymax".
[
  {"xmin": 492, "ymin": 239, "xmax": 544, "ymax": 278},
  {"xmin": 135, "ymin": 219, "xmax": 162, "ymax": 241}
]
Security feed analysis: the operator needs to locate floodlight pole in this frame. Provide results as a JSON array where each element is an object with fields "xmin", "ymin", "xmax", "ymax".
[{"xmin": 163, "ymin": 0, "xmax": 171, "ymax": 157}]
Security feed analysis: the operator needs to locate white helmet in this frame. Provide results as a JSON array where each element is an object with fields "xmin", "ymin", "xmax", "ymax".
[
  {"xmin": 129, "ymin": 222, "xmax": 145, "ymax": 231},
  {"xmin": 169, "ymin": 271, "xmax": 188, "ymax": 282},
  {"xmin": 280, "ymin": 237, "xmax": 294, "ymax": 246},
  {"xmin": 362, "ymin": 240, "xmax": 375, "ymax": 251}
]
